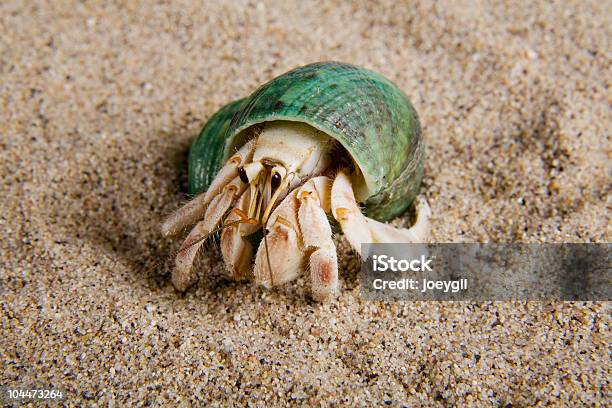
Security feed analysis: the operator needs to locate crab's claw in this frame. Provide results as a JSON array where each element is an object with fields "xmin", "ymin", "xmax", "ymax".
[
  {"xmin": 253, "ymin": 177, "xmax": 339, "ymax": 301},
  {"xmin": 253, "ymin": 190, "xmax": 305, "ymax": 288}
]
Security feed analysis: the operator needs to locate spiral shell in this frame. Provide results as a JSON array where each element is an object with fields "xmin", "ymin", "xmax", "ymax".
[{"xmin": 188, "ymin": 61, "xmax": 424, "ymax": 221}]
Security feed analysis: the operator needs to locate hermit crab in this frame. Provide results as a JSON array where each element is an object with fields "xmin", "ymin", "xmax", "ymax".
[{"xmin": 161, "ymin": 61, "xmax": 430, "ymax": 301}]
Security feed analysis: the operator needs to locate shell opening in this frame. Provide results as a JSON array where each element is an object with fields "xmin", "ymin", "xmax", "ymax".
[{"xmin": 225, "ymin": 120, "xmax": 372, "ymax": 202}]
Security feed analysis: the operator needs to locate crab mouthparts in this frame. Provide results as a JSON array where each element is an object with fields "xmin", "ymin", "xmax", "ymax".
[{"xmin": 245, "ymin": 165, "xmax": 290, "ymax": 227}]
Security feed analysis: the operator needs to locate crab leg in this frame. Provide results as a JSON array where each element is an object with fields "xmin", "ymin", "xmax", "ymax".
[
  {"xmin": 172, "ymin": 176, "xmax": 246, "ymax": 291},
  {"xmin": 201, "ymin": 176, "xmax": 248, "ymax": 232},
  {"xmin": 172, "ymin": 220, "xmax": 208, "ymax": 291},
  {"xmin": 330, "ymin": 172, "xmax": 374, "ymax": 256},
  {"xmin": 220, "ymin": 191, "xmax": 259, "ymax": 281},
  {"xmin": 331, "ymin": 171, "xmax": 431, "ymax": 256},
  {"xmin": 161, "ymin": 141, "xmax": 254, "ymax": 238}
]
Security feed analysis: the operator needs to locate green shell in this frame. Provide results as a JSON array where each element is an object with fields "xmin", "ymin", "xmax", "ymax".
[{"xmin": 188, "ymin": 61, "xmax": 424, "ymax": 221}]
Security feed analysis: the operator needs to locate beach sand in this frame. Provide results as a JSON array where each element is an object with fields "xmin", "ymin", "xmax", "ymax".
[{"xmin": 1, "ymin": 1, "xmax": 610, "ymax": 405}]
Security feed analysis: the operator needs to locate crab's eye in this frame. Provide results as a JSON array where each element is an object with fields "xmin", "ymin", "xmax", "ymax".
[
  {"xmin": 271, "ymin": 172, "xmax": 282, "ymax": 189},
  {"xmin": 238, "ymin": 166, "xmax": 248, "ymax": 183}
]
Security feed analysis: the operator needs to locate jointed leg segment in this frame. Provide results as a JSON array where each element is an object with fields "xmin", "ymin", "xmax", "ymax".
[
  {"xmin": 161, "ymin": 141, "xmax": 254, "ymax": 238},
  {"xmin": 331, "ymin": 170, "xmax": 431, "ymax": 252}
]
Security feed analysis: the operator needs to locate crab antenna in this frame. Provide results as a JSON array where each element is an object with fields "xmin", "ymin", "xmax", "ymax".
[{"xmin": 263, "ymin": 218, "xmax": 274, "ymax": 287}]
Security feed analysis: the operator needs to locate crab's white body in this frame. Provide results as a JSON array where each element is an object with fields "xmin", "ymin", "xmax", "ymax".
[{"xmin": 162, "ymin": 121, "xmax": 430, "ymax": 301}]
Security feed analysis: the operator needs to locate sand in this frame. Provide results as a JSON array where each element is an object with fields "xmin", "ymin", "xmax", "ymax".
[{"xmin": 1, "ymin": 0, "xmax": 610, "ymax": 405}]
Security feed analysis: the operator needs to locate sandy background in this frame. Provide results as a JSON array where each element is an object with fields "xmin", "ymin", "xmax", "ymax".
[{"xmin": 1, "ymin": 0, "xmax": 610, "ymax": 405}]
